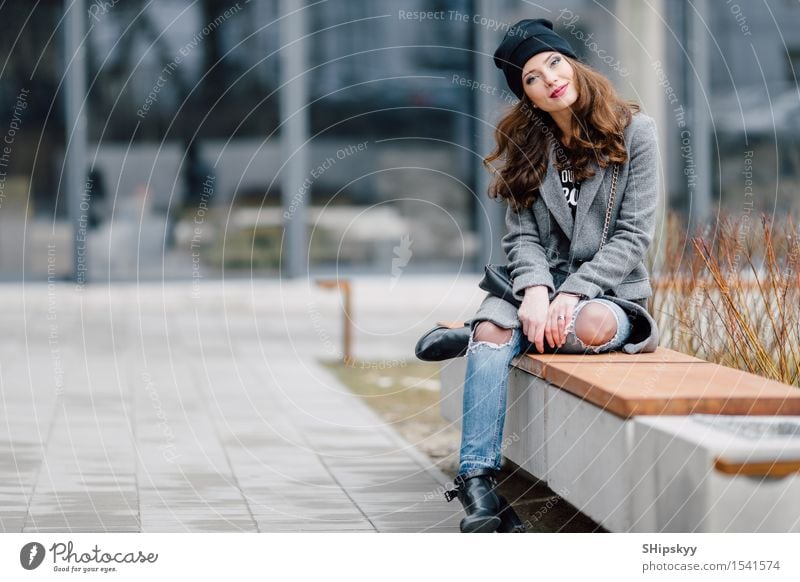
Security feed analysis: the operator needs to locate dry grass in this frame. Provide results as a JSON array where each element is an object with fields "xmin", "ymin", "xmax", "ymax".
[{"xmin": 651, "ymin": 211, "xmax": 800, "ymax": 386}]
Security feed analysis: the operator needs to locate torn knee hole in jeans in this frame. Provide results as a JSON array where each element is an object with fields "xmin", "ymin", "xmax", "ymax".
[
  {"xmin": 570, "ymin": 299, "xmax": 624, "ymax": 353},
  {"xmin": 562, "ymin": 299, "xmax": 589, "ymax": 338},
  {"xmin": 466, "ymin": 325, "xmax": 515, "ymax": 355}
]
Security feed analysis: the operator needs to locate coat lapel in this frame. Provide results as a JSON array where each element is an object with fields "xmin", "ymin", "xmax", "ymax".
[
  {"xmin": 573, "ymin": 160, "xmax": 606, "ymax": 243},
  {"xmin": 540, "ymin": 138, "xmax": 607, "ymax": 243},
  {"xmin": 540, "ymin": 140, "xmax": 574, "ymax": 241}
]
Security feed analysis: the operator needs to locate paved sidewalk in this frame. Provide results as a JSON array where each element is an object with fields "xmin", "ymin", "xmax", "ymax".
[{"xmin": 0, "ymin": 276, "xmax": 484, "ymax": 533}]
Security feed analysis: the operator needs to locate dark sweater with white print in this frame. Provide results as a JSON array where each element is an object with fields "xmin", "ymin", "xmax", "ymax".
[{"xmin": 559, "ymin": 167, "xmax": 581, "ymax": 220}]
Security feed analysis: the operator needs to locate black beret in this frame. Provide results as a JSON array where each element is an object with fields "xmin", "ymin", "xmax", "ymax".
[{"xmin": 493, "ymin": 18, "xmax": 578, "ymax": 100}]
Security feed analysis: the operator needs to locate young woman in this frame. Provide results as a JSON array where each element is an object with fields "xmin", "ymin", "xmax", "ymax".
[{"xmin": 446, "ymin": 18, "xmax": 660, "ymax": 532}]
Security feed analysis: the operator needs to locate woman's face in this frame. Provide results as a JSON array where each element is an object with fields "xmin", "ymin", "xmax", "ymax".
[{"xmin": 521, "ymin": 51, "xmax": 577, "ymax": 112}]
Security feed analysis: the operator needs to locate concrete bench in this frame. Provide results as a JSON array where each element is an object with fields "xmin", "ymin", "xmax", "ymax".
[{"xmin": 439, "ymin": 341, "xmax": 800, "ymax": 532}]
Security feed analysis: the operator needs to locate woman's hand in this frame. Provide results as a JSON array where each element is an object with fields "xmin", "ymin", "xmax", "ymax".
[
  {"xmin": 518, "ymin": 286, "xmax": 550, "ymax": 353},
  {"xmin": 546, "ymin": 292, "xmax": 581, "ymax": 348}
]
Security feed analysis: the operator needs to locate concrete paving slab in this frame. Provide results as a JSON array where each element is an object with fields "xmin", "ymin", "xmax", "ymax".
[{"xmin": 0, "ymin": 280, "xmax": 460, "ymax": 533}]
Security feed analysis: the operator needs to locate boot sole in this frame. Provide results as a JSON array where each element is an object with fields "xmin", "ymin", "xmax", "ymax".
[
  {"xmin": 496, "ymin": 496, "xmax": 527, "ymax": 533},
  {"xmin": 460, "ymin": 515, "xmax": 501, "ymax": 533}
]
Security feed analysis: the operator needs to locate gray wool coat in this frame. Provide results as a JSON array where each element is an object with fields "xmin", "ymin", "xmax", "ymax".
[{"xmin": 473, "ymin": 111, "xmax": 661, "ymax": 354}]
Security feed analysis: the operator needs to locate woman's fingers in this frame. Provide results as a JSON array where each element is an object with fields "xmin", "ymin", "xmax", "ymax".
[
  {"xmin": 559, "ymin": 310, "xmax": 568, "ymax": 346},
  {"xmin": 544, "ymin": 315, "xmax": 556, "ymax": 349},
  {"xmin": 533, "ymin": 323, "xmax": 545, "ymax": 354},
  {"xmin": 549, "ymin": 317, "xmax": 559, "ymax": 348},
  {"xmin": 521, "ymin": 318, "xmax": 544, "ymax": 353},
  {"xmin": 518, "ymin": 294, "xmax": 552, "ymax": 353},
  {"xmin": 546, "ymin": 306, "xmax": 566, "ymax": 349},
  {"xmin": 548, "ymin": 296, "xmax": 580, "ymax": 347},
  {"xmin": 561, "ymin": 309, "xmax": 574, "ymax": 345}
]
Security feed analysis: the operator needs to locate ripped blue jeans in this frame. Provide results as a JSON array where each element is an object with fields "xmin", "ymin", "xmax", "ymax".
[{"xmin": 457, "ymin": 298, "xmax": 632, "ymax": 476}]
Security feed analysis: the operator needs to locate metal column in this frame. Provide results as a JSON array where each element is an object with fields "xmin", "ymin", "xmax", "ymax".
[
  {"xmin": 474, "ymin": 0, "xmax": 506, "ymax": 270},
  {"xmin": 279, "ymin": 0, "xmax": 310, "ymax": 278},
  {"xmin": 65, "ymin": 0, "xmax": 88, "ymax": 283},
  {"xmin": 687, "ymin": 0, "xmax": 712, "ymax": 232}
]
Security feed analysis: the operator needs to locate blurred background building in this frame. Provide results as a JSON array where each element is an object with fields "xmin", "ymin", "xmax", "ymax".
[{"xmin": 0, "ymin": 0, "xmax": 798, "ymax": 281}]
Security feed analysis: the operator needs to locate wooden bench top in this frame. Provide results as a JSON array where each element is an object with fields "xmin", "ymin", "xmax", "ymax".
[
  {"xmin": 512, "ymin": 347, "xmax": 800, "ymax": 418},
  {"xmin": 714, "ymin": 458, "xmax": 800, "ymax": 478}
]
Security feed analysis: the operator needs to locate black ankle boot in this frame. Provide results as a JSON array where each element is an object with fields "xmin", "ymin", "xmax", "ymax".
[
  {"xmin": 496, "ymin": 495, "xmax": 526, "ymax": 533},
  {"xmin": 444, "ymin": 469, "xmax": 503, "ymax": 533}
]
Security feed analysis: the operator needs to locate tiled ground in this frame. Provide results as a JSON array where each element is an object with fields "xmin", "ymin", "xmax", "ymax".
[{"xmin": 0, "ymin": 278, "xmax": 481, "ymax": 533}]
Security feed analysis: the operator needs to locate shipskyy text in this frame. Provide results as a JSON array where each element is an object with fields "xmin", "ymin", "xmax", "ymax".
[{"xmin": 642, "ymin": 543, "xmax": 697, "ymax": 557}]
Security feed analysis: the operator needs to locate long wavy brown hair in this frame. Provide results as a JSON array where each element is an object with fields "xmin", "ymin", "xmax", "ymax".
[{"xmin": 484, "ymin": 55, "xmax": 640, "ymax": 211}]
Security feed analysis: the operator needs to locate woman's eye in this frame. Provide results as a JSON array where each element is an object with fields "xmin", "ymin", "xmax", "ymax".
[{"xmin": 525, "ymin": 57, "xmax": 560, "ymax": 84}]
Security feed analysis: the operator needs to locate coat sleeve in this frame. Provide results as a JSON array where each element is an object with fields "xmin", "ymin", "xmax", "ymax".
[
  {"xmin": 502, "ymin": 202, "xmax": 555, "ymax": 302},
  {"xmin": 558, "ymin": 116, "xmax": 660, "ymax": 299}
]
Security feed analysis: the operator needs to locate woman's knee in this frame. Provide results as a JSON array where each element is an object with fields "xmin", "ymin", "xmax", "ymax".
[
  {"xmin": 472, "ymin": 321, "xmax": 514, "ymax": 345},
  {"xmin": 573, "ymin": 302, "xmax": 617, "ymax": 346}
]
